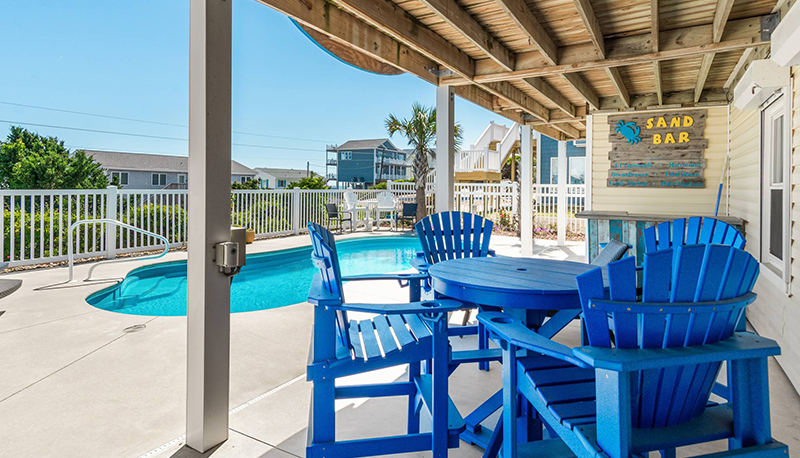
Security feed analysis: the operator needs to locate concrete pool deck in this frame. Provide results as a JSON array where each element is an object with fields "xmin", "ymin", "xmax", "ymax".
[{"xmin": 0, "ymin": 232, "xmax": 797, "ymax": 457}]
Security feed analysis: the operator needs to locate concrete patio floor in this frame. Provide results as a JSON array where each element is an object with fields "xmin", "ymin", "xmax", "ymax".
[{"xmin": 0, "ymin": 232, "xmax": 797, "ymax": 458}]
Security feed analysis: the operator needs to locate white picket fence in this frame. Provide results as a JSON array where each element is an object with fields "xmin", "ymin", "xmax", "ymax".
[{"xmin": 0, "ymin": 183, "xmax": 585, "ymax": 267}]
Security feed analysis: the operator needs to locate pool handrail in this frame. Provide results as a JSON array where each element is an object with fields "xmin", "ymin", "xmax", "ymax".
[{"xmin": 68, "ymin": 218, "xmax": 170, "ymax": 282}]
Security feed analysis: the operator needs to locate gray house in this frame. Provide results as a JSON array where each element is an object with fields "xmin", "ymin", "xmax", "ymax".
[
  {"xmin": 87, "ymin": 150, "xmax": 257, "ymax": 189},
  {"xmin": 326, "ymin": 139, "xmax": 410, "ymax": 188}
]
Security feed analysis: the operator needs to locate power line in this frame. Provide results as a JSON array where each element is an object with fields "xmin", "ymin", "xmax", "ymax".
[
  {"xmin": 0, "ymin": 119, "xmax": 325, "ymax": 153},
  {"xmin": 0, "ymin": 101, "xmax": 336, "ymax": 144}
]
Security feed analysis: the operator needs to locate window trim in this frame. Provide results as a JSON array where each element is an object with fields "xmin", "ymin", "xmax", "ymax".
[
  {"xmin": 550, "ymin": 157, "xmax": 558, "ymax": 184},
  {"xmin": 759, "ymin": 90, "xmax": 792, "ymax": 291},
  {"xmin": 151, "ymin": 173, "xmax": 167, "ymax": 186},
  {"xmin": 178, "ymin": 174, "xmax": 187, "ymax": 184},
  {"xmin": 111, "ymin": 171, "xmax": 129, "ymax": 186}
]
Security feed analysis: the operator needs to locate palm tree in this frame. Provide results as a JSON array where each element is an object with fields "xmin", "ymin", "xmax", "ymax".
[{"xmin": 385, "ymin": 103, "xmax": 462, "ymax": 220}]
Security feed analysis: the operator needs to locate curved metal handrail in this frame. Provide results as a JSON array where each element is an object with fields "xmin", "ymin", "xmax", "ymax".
[{"xmin": 68, "ymin": 218, "xmax": 170, "ymax": 282}]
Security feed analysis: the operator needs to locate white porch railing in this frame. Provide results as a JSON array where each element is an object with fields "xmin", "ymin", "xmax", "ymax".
[
  {"xmin": 0, "ymin": 183, "xmax": 586, "ymax": 267},
  {"xmin": 454, "ymin": 148, "xmax": 502, "ymax": 173}
]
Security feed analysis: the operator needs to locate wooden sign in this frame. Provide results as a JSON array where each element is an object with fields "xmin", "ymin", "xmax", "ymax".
[{"xmin": 607, "ymin": 109, "xmax": 707, "ymax": 188}]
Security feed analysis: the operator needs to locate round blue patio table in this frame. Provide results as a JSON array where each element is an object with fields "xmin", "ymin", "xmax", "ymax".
[
  {"xmin": 428, "ymin": 256, "xmax": 599, "ymax": 458},
  {"xmin": 427, "ymin": 256, "xmax": 597, "ymax": 310}
]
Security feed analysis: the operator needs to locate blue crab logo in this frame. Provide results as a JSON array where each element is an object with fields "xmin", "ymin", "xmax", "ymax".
[{"xmin": 614, "ymin": 120, "xmax": 641, "ymax": 145}]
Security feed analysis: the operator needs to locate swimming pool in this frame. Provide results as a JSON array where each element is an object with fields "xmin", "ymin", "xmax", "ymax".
[{"xmin": 87, "ymin": 236, "xmax": 421, "ymax": 316}]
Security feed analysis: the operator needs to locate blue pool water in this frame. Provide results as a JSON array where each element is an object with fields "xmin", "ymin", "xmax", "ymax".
[{"xmin": 87, "ymin": 236, "xmax": 420, "ymax": 316}]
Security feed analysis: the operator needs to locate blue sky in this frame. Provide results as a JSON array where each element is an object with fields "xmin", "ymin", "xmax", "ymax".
[{"xmin": 0, "ymin": 0, "xmax": 509, "ymax": 175}]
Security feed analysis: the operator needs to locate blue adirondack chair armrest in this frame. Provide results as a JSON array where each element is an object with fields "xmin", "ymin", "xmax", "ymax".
[
  {"xmin": 572, "ymin": 332, "xmax": 780, "ymax": 373},
  {"xmin": 307, "ymin": 274, "xmax": 343, "ymax": 307},
  {"xmin": 410, "ymin": 251, "xmax": 431, "ymax": 273},
  {"xmin": 477, "ymin": 312, "xmax": 590, "ymax": 368},
  {"xmin": 328, "ymin": 299, "xmax": 464, "ymax": 315},
  {"xmin": 488, "ymin": 249, "xmax": 497, "ymax": 256},
  {"xmin": 342, "ymin": 272, "xmax": 428, "ymax": 288}
]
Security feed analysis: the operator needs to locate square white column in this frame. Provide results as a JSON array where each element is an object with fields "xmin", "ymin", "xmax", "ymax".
[
  {"xmin": 521, "ymin": 125, "xmax": 534, "ymax": 256},
  {"xmin": 187, "ymin": 0, "xmax": 232, "ymax": 452},
  {"xmin": 436, "ymin": 85, "xmax": 455, "ymax": 213},
  {"xmin": 557, "ymin": 140, "xmax": 568, "ymax": 246}
]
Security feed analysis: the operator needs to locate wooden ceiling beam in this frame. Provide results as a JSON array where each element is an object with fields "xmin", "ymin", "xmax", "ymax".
[
  {"xmin": 417, "ymin": 0, "xmax": 515, "ymax": 71},
  {"xmin": 256, "ymin": 0, "xmax": 439, "ymax": 85},
  {"xmin": 522, "ymin": 77, "xmax": 576, "ymax": 117},
  {"xmin": 571, "ymin": 0, "xmax": 605, "ymax": 59},
  {"xmin": 441, "ymin": 17, "xmax": 767, "ymax": 85},
  {"xmin": 331, "ymin": 0, "xmax": 475, "ymax": 79},
  {"xmin": 560, "ymin": 73, "xmax": 600, "ymax": 110},
  {"xmin": 605, "ymin": 67, "xmax": 631, "ymax": 108},
  {"xmin": 598, "ymin": 88, "xmax": 728, "ymax": 110},
  {"xmin": 493, "ymin": 0, "xmax": 559, "ymax": 65},
  {"xmin": 653, "ymin": 62, "xmax": 663, "ymax": 106},
  {"xmin": 694, "ymin": 0, "xmax": 735, "ymax": 103},
  {"xmin": 723, "ymin": 48, "xmax": 754, "ymax": 89},
  {"xmin": 651, "ymin": 0, "xmax": 662, "ymax": 106},
  {"xmin": 482, "ymin": 81, "xmax": 550, "ymax": 121},
  {"xmin": 551, "ymin": 122, "xmax": 581, "ymax": 139}
]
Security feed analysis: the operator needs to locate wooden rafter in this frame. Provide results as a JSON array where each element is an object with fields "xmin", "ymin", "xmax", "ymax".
[
  {"xmin": 417, "ymin": 0, "xmax": 515, "ymax": 71},
  {"xmin": 694, "ymin": 0, "xmax": 736, "ymax": 102},
  {"xmin": 723, "ymin": 48, "xmax": 754, "ymax": 89},
  {"xmin": 332, "ymin": 0, "xmax": 475, "ymax": 78},
  {"xmin": 571, "ymin": 0, "xmax": 605, "ymax": 59},
  {"xmin": 651, "ymin": 0, "xmax": 662, "ymax": 105},
  {"xmin": 522, "ymin": 77, "xmax": 576, "ymax": 117},
  {"xmin": 441, "ymin": 17, "xmax": 767, "ymax": 85},
  {"xmin": 482, "ymin": 81, "xmax": 550, "ymax": 121},
  {"xmin": 605, "ymin": 67, "xmax": 630, "ymax": 108},
  {"xmin": 560, "ymin": 73, "xmax": 600, "ymax": 110},
  {"xmin": 256, "ymin": 0, "xmax": 439, "ymax": 85},
  {"xmin": 493, "ymin": 0, "xmax": 559, "ymax": 65}
]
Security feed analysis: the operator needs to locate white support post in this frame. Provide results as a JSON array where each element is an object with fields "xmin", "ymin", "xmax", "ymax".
[
  {"xmin": 585, "ymin": 115, "xmax": 593, "ymax": 261},
  {"xmin": 105, "ymin": 185, "xmax": 117, "ymax": 259},
  {"xmin": 436, "ymin": 85, "xmax": 455, "ymax": 213},
  {"xmin": 292, "ymin": 187, "xmax": 301, "ymax": 234},
  {"xmin": 521, "ymin": 125, "xmax": 534, "ymax": 256},
  {"xmin": 557, "ymin": 140, "xmax": 567, "ymax": 246},
  {"xmin": 186, "ymin": 0, "xmax": 232, "ymax": 452}
]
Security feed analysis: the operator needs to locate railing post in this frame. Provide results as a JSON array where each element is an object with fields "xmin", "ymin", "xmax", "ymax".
[
  {"xmin": 105, "ymin": 186, "xmax": 117, "ymax": 259},
  {"xmin": 557, "ymin": 141, "xmax": 567, "ymax": 246},
  {"xmin": 292, "ymin": 187, "xmax": 301, "ymax": 234}
]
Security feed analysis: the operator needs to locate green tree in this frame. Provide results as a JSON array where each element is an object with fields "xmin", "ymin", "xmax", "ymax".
[
  {"xmin": 0, "ymin": 126, "xmax": 108, "ymax": 189},
  {"xmin": 385, "ymin": 103, "xmax": 462, "ymax": 219},
  {"xmin": 232, "ymin": 178, "xmax": 260, "ymax": 190},
  {"xmin": 287, "ymin": 176, "xmax": 327, "ymax": 190}
]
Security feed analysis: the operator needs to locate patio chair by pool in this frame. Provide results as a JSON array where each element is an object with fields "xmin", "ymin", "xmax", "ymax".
[
  {"xmin": 343, "ymin": 190, "xmax": 370, "ymax": 231},
  {"xmin": 398, "ymin": 202, "xmax": 417, "ymax": 229},
  {"xmin": 590, "ymin": 238, "xmax": 630, "ymax": 266},
  {"xmin": 306, "ymin": 223, "xmax": 465, "ymax": 457},
  {"xmin": 324, "ymin": 203, "xmax": 352, "ymax": 234},
  {"xmin": 480, "ymin": 244, "xmax": 788, "ymax": 458},
  {"xmin": 375, "ymin": 191, "xmax": 396, "ymax": 231},
  {"xmin": 413, "ymin": 211, "xmax": 498, "ymax": 370}
]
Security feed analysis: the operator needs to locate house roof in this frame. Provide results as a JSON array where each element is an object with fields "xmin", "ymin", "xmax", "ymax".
[
  {"xmin": 86, "ymin": 151, "xmax": 256, "ymax": 175},
  {"xmin": 337, "ymin": 139, "xmax": 400, "ymax": 151},
  {"xmin": 254, "ymin": 168, "xmax": 314, "ymax": 180}
]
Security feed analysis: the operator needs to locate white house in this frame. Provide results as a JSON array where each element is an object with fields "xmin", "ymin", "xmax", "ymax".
[{"xmin": 253, "ymin": 167, "xmax": 312, "ymax": 189}]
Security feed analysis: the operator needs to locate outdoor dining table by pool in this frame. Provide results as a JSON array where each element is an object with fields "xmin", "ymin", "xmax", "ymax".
[{"xmin": 427, "ymin": 256, "xmax": 604, "ymax": 457}]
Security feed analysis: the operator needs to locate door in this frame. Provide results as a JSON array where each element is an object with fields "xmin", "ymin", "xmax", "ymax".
[{"xmin": 761, "ymin": 94, "xmax": 790, "ymax": 280}]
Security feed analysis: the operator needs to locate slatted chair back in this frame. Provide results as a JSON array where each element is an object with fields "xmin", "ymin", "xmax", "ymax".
[
  {"xmin": 643, "ymin": 216, "xmax": 746, "ymax": 253},
  {"xmin": 308, "ymin": 222, "xmax": 350, "ymax": 350},
  {"xmin": 577, "ymin": 244, "xmax": 759, "ymax": 428},
  {"xmin": 377, "ymin": 191, "xmax": 395, "ymax": 208},
  {"xmin": 343, "ymin": 190, "xmax": 358, "ymax": 210},
  {"xmin": 415, "ymin": 211, "xmax": 493, "ymax": 265}
]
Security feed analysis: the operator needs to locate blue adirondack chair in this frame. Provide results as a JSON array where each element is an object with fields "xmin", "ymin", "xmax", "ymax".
[
  {"xmin": 644, "ymin": 216, "xmax": 746, "ymax": 253},
  {"xmin": 306, "ymin": 223, "xmax": 466, "ymax": 458},
  {"xmin": 413, "ymin": 211, "xmax": 498, "ymax": 370},
  {"xmin": 479, "ymin": 244, "xmax": 788, "ymax": 458}
]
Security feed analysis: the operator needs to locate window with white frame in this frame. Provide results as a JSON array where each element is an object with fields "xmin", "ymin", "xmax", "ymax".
[
  {"xmin": 550, "ymin": 157, "xmax": 559, "ymax": 184},
  {"xmin": 569, "ymin": 157, "xmax": 585, "ymax": 184},
  {"xmin": 111, "ymin": 171, "xmax": 128, "ymax": 186},
  {"xmin": 151, "ymin": 173, "xmax": 167, "ymax": 186},
  {"xmin": 761, "ymin": 93, "xmax": 791, "ymax": 283},
  {"xmin": 178, "ymin": 174, "xmax": 187, "ymax": 184},
  {"xmin": 278, "ymin": 179, "xmax": 287, "ymax": 188},
  {"xmin": 340, "ymin": 151, "xmax": 352, "ymax": 160}
]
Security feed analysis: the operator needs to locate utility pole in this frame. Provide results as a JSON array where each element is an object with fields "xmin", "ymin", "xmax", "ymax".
[{"xmin": 306, "ymin": 161, "xmax": 310, "ymax": 177}]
